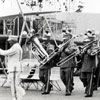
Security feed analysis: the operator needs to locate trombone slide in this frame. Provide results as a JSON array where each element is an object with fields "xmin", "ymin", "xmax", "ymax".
[
  {"xmin": 57, "ymin": 50, "xmax": 77, "ymax": 66},
  {"xmin": 90, "ymin": 47, "xmax": 100, "ymax": 56}
]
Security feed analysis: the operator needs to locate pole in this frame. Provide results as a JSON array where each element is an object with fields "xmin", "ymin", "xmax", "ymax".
[
  {"xmin": 44, "ymin": 17, "xmax": 58, "ymax": 47},
  {"xmin": 16, "ymin": 0, "xmax": 30, "ymax": 44}
]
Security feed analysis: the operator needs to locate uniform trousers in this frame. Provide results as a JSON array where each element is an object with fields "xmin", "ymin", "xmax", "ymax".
[
  {"xmin": 39, "ymin": 68, "xmax": 51, "ymax": 92},
  {"xmin": 80, "ymin": 72, "xmax": 93, "ymax": 96},
  {"xmin": 93, "ymin": 63, "xmax": 100, "ymax": 90},
  {"xmin": 7, "ymin": 72, "xmax": 25, "ymax": 100},
  {"xmin": 60, "ymin": 67, "xmax": 74, "ymax": 93}
]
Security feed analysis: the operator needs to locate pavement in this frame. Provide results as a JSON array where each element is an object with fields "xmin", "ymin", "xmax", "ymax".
[{"xmin": 0, "ymin": 75, "xmax": 100, "ymax": 100}]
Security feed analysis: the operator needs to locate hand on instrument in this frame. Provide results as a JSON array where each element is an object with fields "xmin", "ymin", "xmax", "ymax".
[
  {"xmin": 58, "ymin": 44, "xmax": 62, "ymax": 49},
  {"xmin": 57, "ymin": 44, "xmax": 63, "ymax": 52}
]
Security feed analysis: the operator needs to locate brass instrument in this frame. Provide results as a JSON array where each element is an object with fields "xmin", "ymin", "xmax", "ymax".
[
  {"xmin": 56, "ymin": 39, "xmax": 97, "ymax": 66},
  {"xmin": 78, "ymin": 39, "xmax": 97, "ymax": 55},
  {"xmin": 28, "ymin": 35, "xmax": 49, "ymax": 62},
  {"xmin": 89, "ymin": 38, "xmax": 100, "ymax": 56},
  {"xmin": 32, "ymin": 36, "xmax": 49, "ymax": 57},
  {"xmin": 39, "ymin": 36, "xmax": 74, "ymax": 68},
  {"xmin": 56, "ymin": 50, "xmax": 78, "ymax": 66},
  {"xmin": 89, "ymin": 47, "xmax": 100, "ymax": 56}
]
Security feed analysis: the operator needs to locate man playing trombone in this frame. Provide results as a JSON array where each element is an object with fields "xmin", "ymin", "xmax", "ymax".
[
  {"xmin": 90, "ymin": 31, "xmax": 100, "ymax": 91},
  {"xmin": 79, "ymin": 30, "xmax": 97, "ymax": 97},
  {"xmin": 59, "ymin": 28, "xmax": 77, "ymax": 96}
]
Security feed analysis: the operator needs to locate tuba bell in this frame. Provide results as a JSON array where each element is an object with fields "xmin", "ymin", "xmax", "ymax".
[{"xmin": 28, "ymin": 35, "xmax": 49, "ymax": 62}]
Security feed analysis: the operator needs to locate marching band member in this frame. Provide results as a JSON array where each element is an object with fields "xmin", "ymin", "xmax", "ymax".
[
  {"xmin": 39, "ymin": 29, "xmax": 53, "ymax": 94},
  {"xmin": 60, "ymin": 28, "xmax": 76, "ymax": 96},
  {"xmin": 43, "ymin": 28, "xmax": 51, "ymax": 40},
  {"xmin": 92, "ymin": 31, "xmax": 100, "ymax": 90},
  {"xmin": 93, "ymin": 53, "xmax": 100, "ymax": 90},
  {"xmin": 80, "ymin": 33, "xmax": 96, "ymax": 97},
  {"xmin": 0, "ymin": 35, "xmax": 25, "ymax": 100},
  {"xmin": 61, "ymin": 27, "xmax": 72, "ymax": 42}
]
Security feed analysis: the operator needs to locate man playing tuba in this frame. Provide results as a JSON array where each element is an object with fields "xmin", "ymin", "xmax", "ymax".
[{"xmin": 39, "ymin": 28, "xmax": 53, "ymax": 95}]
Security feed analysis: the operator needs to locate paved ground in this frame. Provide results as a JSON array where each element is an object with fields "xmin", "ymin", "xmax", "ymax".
[{"xmin": 0, "ymin": 75, "xmax": 100, "ymax": 100}]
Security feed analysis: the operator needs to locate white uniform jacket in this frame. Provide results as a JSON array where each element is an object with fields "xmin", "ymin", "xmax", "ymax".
[{"xmin": 0, "ymin": 43, "xmax": 23, "ymax": 73}]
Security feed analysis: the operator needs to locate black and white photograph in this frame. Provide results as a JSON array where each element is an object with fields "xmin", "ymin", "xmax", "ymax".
[{"xmin": 0, "ymin": 0, "xmax": 100, "ymax": 100}]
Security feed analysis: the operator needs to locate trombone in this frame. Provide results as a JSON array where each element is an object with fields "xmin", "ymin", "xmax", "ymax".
[
  {"xmin": 39, "ymin": 36, "xmax": 74, "ymax": 68},
  {"xmin": 79, "ymin": 40, "xmax": 97, "ymax": 54},
  {"xmin": 56, "ymin": 50, "xmax": 78, "ymax": 66},
  {"xmin": 89, "ymin": 47, "xmax": 100, "ymax": 56},
  {"xmin": 56, "ymin": 39, "xmax": 97, "ymax": 67},
  {"xmin": 89, "ymin": 38, "xmax": 100, "ymax": 56}
]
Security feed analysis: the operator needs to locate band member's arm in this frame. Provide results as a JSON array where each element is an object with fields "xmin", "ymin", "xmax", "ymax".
[
  {"xmin": 0, "ymin": 46, "xmax": 17, "ymax": 56},
  {"xmin": 87, "ymin": 48, "xmax": 96, "ymax": 57},
  {"xmin": 64, "ymin": 46, "xmax": 76, "ymax": 55}
]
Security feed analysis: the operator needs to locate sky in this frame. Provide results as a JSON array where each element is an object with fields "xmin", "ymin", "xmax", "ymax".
[
  {"xmin": 81, "ymin": 0, "xmax": 100, "ymax": 13},
  {"xmin": 0, "ymin": 0, "xmax": 100, "ymax": 15}
]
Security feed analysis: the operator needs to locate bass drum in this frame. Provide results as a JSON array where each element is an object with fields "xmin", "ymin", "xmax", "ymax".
[{"xmin": 20, "ymin": 58, "xmax": 40, "ymax": 78}]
